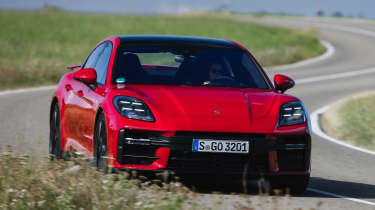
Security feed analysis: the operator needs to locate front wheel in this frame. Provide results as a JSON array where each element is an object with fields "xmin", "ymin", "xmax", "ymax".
[
  {"xmin": 49, "ymin": 103, "xmax": 63, "ymax": 159},
  {"xmin": 270, "ymin": 174, "xmax": 310, "ymax": 194},
  {"xmin": 94, "ymin": 113, "xmax": 109, "ymax": 172}
]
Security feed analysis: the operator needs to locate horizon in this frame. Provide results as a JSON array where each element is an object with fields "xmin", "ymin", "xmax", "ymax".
[{"xmin": 0, "ymin": 0, "xmax": 374, "ymax": 19}]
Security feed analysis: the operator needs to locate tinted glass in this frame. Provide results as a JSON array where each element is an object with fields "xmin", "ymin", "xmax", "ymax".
[
  {"xmin": 83, "ymin": 42, "xmax": 112, "ymax": 85},
  {"xmin": 84, "ymin": 44, "xmax": 104, "ymax": 69},
  {"xmin": 95, "ymin": 42, "xmax": 112, "ymax": 84},
  {"xmin": 113, "ymin": 46, "xmax": 270, "ymax": 89},
  {"xmin": 138, "ymin": 52, "xmax": 178, "ymax": 67}
]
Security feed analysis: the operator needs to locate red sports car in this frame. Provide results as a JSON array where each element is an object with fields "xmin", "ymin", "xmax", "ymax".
[{"xmin": 50, "ymin": 35, "xmax": 311, "ymax": 193}]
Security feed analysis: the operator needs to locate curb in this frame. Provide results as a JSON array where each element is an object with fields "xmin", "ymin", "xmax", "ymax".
[{"xmin": 310, "ymin": 104, "xmax": 375, "ymax": 156}]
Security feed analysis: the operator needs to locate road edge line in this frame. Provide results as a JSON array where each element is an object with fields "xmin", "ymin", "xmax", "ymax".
[
  {"xmin": 310, "ymin": 104, "xmax": 375, "ymax": 156},
  {"xmin": 295, "ymin": 67, "xmax": 375, "ymax": 84},
  {"xmin": 267, "ymin": 39, "xmax": 335, "ymax": 71},
  {"xmin": 0, "ymin": 85, "xmax": 56, "ymax": 96},
  {"xmin": 307, "ymin": 188, "xmax": 375, "ymax": 206}
]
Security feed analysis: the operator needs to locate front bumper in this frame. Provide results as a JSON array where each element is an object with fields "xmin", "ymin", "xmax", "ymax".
[{"xmin": 112, "ymin": 129, "xmax": 311, "ymax": 177}]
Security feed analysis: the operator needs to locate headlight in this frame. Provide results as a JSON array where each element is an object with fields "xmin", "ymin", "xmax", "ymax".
[
  {"xmin": 279, "ymin": 101, "xmax": 306, "ymax": 126},
  {"xmin": 113, "ymin": 96, "xmax": 155, "ymax": 122}
]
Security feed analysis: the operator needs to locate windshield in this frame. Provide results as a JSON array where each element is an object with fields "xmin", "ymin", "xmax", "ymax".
[{"xmin": 112, "ymin": 46, "xmax": 270, "ymax": 89}]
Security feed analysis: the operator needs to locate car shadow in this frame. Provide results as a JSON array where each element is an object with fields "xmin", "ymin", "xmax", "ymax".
[
  {"xmin": 179, "ymin": 176, "xmax": 375, "ymax": 199},
  {"xmin": 305, "ymin": 177, "xmax": 375, "ymax": 199}
]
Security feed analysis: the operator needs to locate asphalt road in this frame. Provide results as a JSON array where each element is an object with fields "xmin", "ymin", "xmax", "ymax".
[{"xmin": 1, "ymin": 17, "xmax": 375, "ymax": 209}]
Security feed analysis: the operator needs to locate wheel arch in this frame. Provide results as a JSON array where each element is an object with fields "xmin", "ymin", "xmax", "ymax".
[
  {"xmin": 49, "ymin": 96, "xmax": 63, "ymax": 158},
  {"xmin": 50, "ymin": 96, "xmax": 59, "ymax": 124},
  {"xmin": 93, "ymin": 106, "xmax": 105, "ymax": 157}
]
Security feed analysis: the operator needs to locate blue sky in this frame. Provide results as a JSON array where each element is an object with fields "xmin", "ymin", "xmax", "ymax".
[{"xmin": 0, "ymin": 0, "xmax": 374, "ymax": 18}]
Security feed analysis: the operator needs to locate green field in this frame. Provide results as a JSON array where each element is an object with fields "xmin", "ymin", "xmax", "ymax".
[
  {"xmin": 338, "ymin": 95, "xmax": 375, "ymax": 150},
  {"xmin": 0, "ymin": 9, "xmax": 325, "ymax": 90},
  {"xmin": 322, "ymin": 93, "xmax": 375, "ymax": 151}
]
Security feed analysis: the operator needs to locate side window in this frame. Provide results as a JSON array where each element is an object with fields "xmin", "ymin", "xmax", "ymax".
[
  {"xmin": 240, "ymin": 53, "xmax": 269, "ymax": 89},
  {"xmin": 95, "ymin": 42, "xmax": 112, "ymax": 85},
  {"xmin": 84, "ymin": 44, "xmax": 104, "ymax": 69}
]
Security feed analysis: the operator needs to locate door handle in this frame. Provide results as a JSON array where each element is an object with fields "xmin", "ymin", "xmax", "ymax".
[
  {"xmin": 76, "ymin": 90, "xmax": 84, "ymax": 97},
  {"xmin": 65, "ymin": 84, "xmax": 73, "ymax": 91}
]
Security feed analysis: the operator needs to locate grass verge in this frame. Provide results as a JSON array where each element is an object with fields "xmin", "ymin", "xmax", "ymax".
[
  {"xmin": 0, "ymin": 149, "xmax": 324, "ymax": 209},
  {"xmin": 321, "ymin": 92, "xmax": 375, "ymax": 151},
  {"xmin": 0, "ymin": 151, "xmax": 189, "ymax": 210},
  {"xmin": 0, "ymin": 9, "xmax": 325, "ymax": 90}
]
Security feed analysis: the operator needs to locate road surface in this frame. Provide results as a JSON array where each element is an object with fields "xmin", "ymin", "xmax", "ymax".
[{"xmin": 0, "ymin": 16, "xmax": 374, "ymax": 209}]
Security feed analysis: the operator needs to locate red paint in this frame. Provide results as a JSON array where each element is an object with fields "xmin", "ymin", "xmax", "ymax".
[
  {"xmin": 65, "ymin": 84, "xmax": 73, "ymax": 91},
  {"xmin": 73, "ymin": 68, "xmax": 97, "ymax": 84},
  {"xmin": 228, "ymin": 40, "xmax": 246, "ymax": 50},
  {"xmin": 274, "ymin": 74, "xmax": 295, "ymax": 93},
  {"xmin": 51, "ymin": 36, "xmax": 311, "ymax": 176}
]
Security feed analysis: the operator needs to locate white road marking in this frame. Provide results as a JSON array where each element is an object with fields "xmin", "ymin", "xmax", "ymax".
[
  {"xmin": 308, "ymin": 188, "xmax": 375, "ymax": 206},
  {"xmin": 317, "ymin": 23, "xmax": 375, "ymax": 38},
  {"xmin": 295, "ymin": 67, "xmax": 375, "ymax": 84},
  {"xmin": 267, "ymin": 40, "xmax": 335, "ymax": 71},
  {"xmin": 310, "ymin": 105, "xmax": 375, "ymax": 156}
]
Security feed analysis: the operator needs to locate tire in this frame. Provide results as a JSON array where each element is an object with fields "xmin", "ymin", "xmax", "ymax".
[
  {"xmin": 49, "ymin": 103, "xmax": 63, "ymax": 159},
  {"xmin": 270, "ymin": 174, "xmax": 310, "ymax": 194},
  {"xmin": 94, "ymin": 113, "xmax": 109, "ymax": 172}
]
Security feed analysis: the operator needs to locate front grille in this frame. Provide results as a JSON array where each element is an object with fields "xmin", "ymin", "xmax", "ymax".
[
  {"xmin": 116, "ymin": 129, "xmax": 270, "ymax": 173},
  {"xmin": 254, "ymin": 154, "xmax": 269, "ymax": 173},
  {"xmin": 167, "ymin": 151, "xmax": 252, "ymax": 174},
  {"xmin": 174, "ymin": 131, "xmax": 264, "ymax": 140},
  {"xmin": 168, "ymin": 132, "xmax": 267, "ymax": 174},
  {"xmin": 117, "ymin": 144, "xmax": 159, "ymax": 165},
  {"xmin": 276, "ymin": 137, "xmax": 307, "ymax": 145},
  {"xmin": 117, "ymin": 130, "xmax": 161, "ymax": 165},
  {"xmin": 277, "ymin": 150, "xmax": 306, "ymax": 171}
]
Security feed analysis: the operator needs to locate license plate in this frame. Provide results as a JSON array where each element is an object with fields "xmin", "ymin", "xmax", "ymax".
[{"xmin": 192, "ymin": 139, "xmax": 249, "ymax": 154}]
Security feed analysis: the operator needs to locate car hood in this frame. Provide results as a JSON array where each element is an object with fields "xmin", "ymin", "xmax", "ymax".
[{"xmin": 114, "ymin": 85, "xmax": 279, "ymax": 131}]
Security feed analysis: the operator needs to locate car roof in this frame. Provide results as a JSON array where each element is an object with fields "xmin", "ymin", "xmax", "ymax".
[{"xmin": 118, "ymin": 35, "xmax": 242, "ymax": 49}]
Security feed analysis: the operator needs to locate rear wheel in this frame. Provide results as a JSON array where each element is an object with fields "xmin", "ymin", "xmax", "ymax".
[
  {"xmin": 270, "ymin": 174, "xmax": 310, "ymax": 194},
  {"xmin": 94, "ymin": 113, "xmax": 109, "ymax": 172},
  {"xmin": 49, "ymin": 103, "xmax": 63, "ymax": 159}
]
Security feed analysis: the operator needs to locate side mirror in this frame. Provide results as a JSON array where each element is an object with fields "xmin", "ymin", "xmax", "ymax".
[
  {"xmin": 274, "ymin": 74, "xmax": 295, "ymax": 93},
  {"xmin": 73, "ymin": 68, "xmax": 97, "ymax": 84}
]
